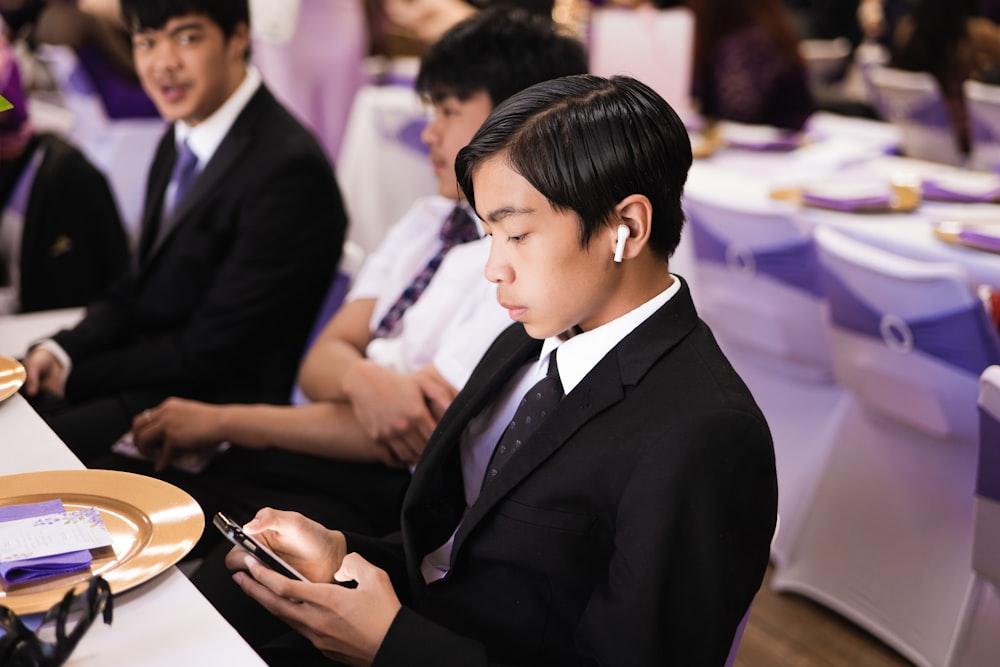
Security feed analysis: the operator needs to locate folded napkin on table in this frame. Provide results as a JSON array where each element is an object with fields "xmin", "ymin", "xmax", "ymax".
[
  {"xmin": 0, "ymin": 499, "xmax": 92, "ymax": 586},
  {"xmin": 921, "ymin": 172, "xmax": 1000, "ymax": 202},
  {"xmin": 800, "ymin": 182, "xmax": 896, "ymax": 212}
]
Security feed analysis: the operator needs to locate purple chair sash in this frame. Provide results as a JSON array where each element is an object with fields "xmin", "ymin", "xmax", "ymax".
[
  {"xmin": 906, "ymin": 97, "xmax": 952, "ymax": 129},
  {"xmin": 687, "ymin": 211, "xmax": 824, "ymax": 298},
  {"xmin": 820, "ymin": 269, "xmax": 1000, "ymax": 375},
  {"xmin": 968, "ymin": 108, "xmax": 996, "ymax": 144},
  {"xmin": 979, "ymin": 406, "xmax": 1000, "ymax": 501}
]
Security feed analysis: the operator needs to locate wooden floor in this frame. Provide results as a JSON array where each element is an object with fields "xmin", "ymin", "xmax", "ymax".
[{"xmin": 735, "ymin": 565, "xmax": 914, "ymax": 667}]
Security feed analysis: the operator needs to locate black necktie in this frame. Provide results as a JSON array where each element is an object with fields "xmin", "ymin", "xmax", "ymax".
[
  {"xmin": 373, "ymin": 205, "xmax": 480, "ymax": 337},
  {"xmin": 482, "ymin": 350, "xmax": 563, "ymax": 489}
]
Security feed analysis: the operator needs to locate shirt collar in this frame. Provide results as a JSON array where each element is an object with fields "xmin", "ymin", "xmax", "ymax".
[
  {"xmin": 173, "ymin": 65, "xmax": 262, "ymax": 164},
  {"xmin": 539, "ymin": 275, "xmax": 681, "ymax": 395}
]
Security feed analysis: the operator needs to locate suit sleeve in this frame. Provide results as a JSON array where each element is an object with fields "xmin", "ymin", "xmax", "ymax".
[{"xmin": 56, "ymin": 148, "xmax": 344, "ymax": 400}]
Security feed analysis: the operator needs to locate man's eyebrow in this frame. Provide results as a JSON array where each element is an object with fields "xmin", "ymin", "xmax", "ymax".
[
  {"xmin": 168, "ymin": 21, "xmax": 205, "ymax": 37},
  {"xmin": 482, "ymin": 206, "xmax": 534, "ymax": 224}
]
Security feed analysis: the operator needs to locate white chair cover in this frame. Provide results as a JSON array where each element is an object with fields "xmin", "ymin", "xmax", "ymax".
[
  {"xmin": 963, "ymin": 79, "xmax": 1000, "ymax": 173},
  {"xmin": 944, "ymin": 365, "xmax": 1000, "ymax": 666},
  {"xmin": 682, "ymin": 194, "xmax": 845, "ymax": 567},
  {"xmin": 869, "ymin": 66, "xmax": 965, "ymax": 166},
  {"xmin": 35, "ymin": 44, "xmax": 165, "ymax": 244},
  {"xmin": 773, "ymin": 226, "xmax": 1000, "ymax": 667},
  {"xmin": 337, "ymin": 83, "xmax": 436, "ymax": 256}
]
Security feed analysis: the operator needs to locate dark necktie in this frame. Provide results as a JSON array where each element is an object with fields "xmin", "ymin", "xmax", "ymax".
[
  {"xmin": 170, "ymin": 140, "xmax": 199, "ymax": 212},
  {"xmin": 482, "ymin": 350, "xmax": 563, "ymax": 489},
  {"xmin": 374, "ymin": 205, "xmax": 480, "ymax": 337}
]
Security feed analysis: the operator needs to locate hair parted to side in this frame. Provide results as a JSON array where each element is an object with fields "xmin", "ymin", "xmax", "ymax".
[
  {"xmin": 120, "ymin": 0, "xmax": 249, "ymax": 41},
  {"xmin": 415, "ymin": 7, "xmax": 588, "ymax": 107},
  {"xmin": 456, "ymin": 74, "xmax": 693, "ymax": 260}
]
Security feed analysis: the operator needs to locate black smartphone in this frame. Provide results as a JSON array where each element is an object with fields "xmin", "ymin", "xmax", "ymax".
[{"xmin": 213, "ymin": 512, "xmax": 308, "ymax": 581}]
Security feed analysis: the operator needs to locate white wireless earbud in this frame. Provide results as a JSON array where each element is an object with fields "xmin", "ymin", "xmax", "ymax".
[{"xmin": 614, "ymin": 224, "xmax": 629, "ymax": 263}]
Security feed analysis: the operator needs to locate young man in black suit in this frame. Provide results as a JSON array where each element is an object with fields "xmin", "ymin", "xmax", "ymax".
[
  {"xmin": 20, "ymin": 0, "xmax": 346, "ymax": 461},
  {"xmin": 223, "ymin": 75, "xmax": 778, "ymax": 666}
]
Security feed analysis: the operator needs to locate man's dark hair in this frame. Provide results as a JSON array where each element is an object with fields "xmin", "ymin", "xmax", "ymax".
[
  {"xmin": 120, "ymin": 0, "xmax": 249, "ymax": 43},
  {"xmin": 456, "ymin": 75, "xmax": 693, "ymax": 260},
  {"xmin": 415, "ymin": 8, "xmax": 588, "ymax": 107}
]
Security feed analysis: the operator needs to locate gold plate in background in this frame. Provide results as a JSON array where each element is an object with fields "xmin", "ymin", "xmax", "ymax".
[
  {"xmin": 0, "ymin": 470, "xmax": 204, "ymax": 613},
  {"xmin": 0, "ymin": 356, "xmax": 26, "ymax": 402},
  {"xmin": 769, "ymin": 182, "xmax": 921, "ymax": 213}
]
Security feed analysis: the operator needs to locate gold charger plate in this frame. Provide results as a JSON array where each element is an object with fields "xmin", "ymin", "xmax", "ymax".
[
  {"xmin": 0, "ymin": 469, "xmax": 203, "ymax": 613},
  {"xmin": 0, "ymin": 355, "xmax": 26, "ymax": 402},
  {"xmin": 770, "ymin": 182, "xmax": 921, "ymax": 213}
]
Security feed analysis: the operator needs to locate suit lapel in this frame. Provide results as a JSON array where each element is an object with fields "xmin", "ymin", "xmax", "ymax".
[
  {"xmin": 140, "ymin": 88, "xmax": 269, "ymax": 266},
  {"xmin": 137, "ymin": 128, "xmax": 176, "ymax": 265},
  {"xmin": 448, "ymin": 278, "xmax": 703, "ymax": 563},
  {"xmin": 403, "ymin": 325, "xmax": 541, "ymax": 557}
]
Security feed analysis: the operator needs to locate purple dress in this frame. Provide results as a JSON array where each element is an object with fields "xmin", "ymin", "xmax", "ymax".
[{"xmin": 694, "ymin": 25, "xmax": 815, "ymax": 130}]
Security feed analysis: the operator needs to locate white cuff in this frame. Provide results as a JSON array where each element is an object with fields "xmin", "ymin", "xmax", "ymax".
[{"xmin": 34, "ymin": 339, "xmax": 72, "ymax": 394}]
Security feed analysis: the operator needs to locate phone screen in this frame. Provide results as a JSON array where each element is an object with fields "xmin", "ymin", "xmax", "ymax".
[{"xmin": 213, "ymin": 512, "xmax": 308, "ymax": 581}]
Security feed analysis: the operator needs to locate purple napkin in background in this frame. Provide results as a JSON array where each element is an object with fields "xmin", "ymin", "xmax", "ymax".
[
  {"xmin": 726, "ymin": 135, "xmax": 801, "ymax": 152},
  {"xmin": 0, "ymin": 499, "xmax": 92, "ymax": 587},
  {"xmin": 960, "ymin": 229, "xmax": 1000, "ymax": 253},
  {"xmin": 921, "ymin": 180, "xmax": 1000, "ymax": 203},
  {"xmin": 800, "ymin": 191, "xmax": 893, "ymax": 212}
]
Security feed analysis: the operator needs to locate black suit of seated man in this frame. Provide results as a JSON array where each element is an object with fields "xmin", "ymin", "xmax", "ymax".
[{"xmin": 21, "ymin": 0, "xmax": 347, "ymax": 461}]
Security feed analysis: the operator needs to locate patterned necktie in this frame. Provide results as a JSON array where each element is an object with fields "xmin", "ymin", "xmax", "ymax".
[
  {"xmin": 170, "ymin": 140, "xmax": 199, "ymax": 211},
  {"xmin": 482, "ymin": 350, "xmax": 563, "ymax": 489},
  {"xmin": 374, "ymin": 205, "xmax": 480, "ymax": 337}
]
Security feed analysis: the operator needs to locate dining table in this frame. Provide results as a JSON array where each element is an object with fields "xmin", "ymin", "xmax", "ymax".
[{"xmin": 0, "ymin": 309, "xmax": 266, "ymax": 666}]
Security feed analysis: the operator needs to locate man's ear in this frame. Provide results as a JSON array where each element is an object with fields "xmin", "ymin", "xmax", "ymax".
[{"xmin": 610, "ymin": 194, "xmax": 653, "ymax": 262}]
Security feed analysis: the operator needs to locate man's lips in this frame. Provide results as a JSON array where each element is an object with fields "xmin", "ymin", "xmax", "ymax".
[
  {"xmin": 499, "ymin": 300, "xmax": 526, "ymax": 319},
  {"xmin": 158, "ymin": 82, "xmax": 188, "ymax": 103}
]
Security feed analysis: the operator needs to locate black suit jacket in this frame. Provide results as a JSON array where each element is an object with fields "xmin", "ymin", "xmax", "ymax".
[
  {"xmin": 52, "ymin": 85, "xmax": 346, "ymax": 408},
  {"xmin": 350, "ymin": 279, "xmax": 777, "ymax": 666},
  {"xmin": 0, "ymin": 133, "xmax": 127, "ymax": 313}
]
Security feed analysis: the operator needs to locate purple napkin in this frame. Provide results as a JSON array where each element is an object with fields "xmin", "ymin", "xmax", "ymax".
[
  {"xmin": 0, "ymin": 499, "xmax": 92, "ymax": 587},
  {"xmin": 921, "ymin": 179, "xmax": 1000, "ymax": 203},
  {"xmin": 800, "ymin": 191, "xmax": 892, "ymax": 212},
  {"xmin": 959, "ymin": 229, "xmax": 1000, "ymax": 253},
  {"xmin": 726, "ymin": 134, "xmax": 801, "ymax": 152}
]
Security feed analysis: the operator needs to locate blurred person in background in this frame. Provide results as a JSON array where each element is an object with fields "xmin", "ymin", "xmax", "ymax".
[
  {"xmin": 248, "ymin": 0, "xmax": 367, "ymax": 163},
  {"xmin": 688, "ymin": 0, "xmax": 815, "ymax": 129},
  {"xmin": 0, "ymin": 33, "xmax": 126, "ymax": 314},
  {"xmin": 891, "ymin": 0, "xmax": 1000, "ymax": 155}
]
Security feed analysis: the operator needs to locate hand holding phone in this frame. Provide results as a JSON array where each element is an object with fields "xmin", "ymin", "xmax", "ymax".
[
  {"xmin": 214, "ymin": 512, "xmax": 358, "ymax": 587},
  {"xmin": 214, "ymin": 512, "xmax": 308, "ymax": 581}
]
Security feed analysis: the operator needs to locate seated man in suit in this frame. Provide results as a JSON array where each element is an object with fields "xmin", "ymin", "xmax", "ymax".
[
  {"xmin": 19, "ymin": 0, "xmax": 346, "ymax": 460},
  {"xmin": 95, "ymin": 9, "xmax": 588, "ymax": 555},
  {"xmin": 0, "ymin": 33, "xmax": 127, "ymax": 314},
  {"xmin": 224, "ymin": 74, "xmax": 779, "ymax": 667}
]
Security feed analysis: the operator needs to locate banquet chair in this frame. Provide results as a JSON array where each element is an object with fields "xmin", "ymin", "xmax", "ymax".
[
  {"xmin": 772, "ymin": 226, "xmax": 1000, "ymax": 667},
  {"xmin": 290, "ymin": 241, "xmax": 366, "ymax": 405},
  {"xmin": 868, "ymin": 66, "xmax": 965, "ymax": 166},
  {"xmin": 963, "ymin": 79, "xmax": 1000, "ymax": 172},
  {"xmin": 799, "ymin": 37, "xmax": 852, "ymax": 103},
  {"xmin": 683, "ymin": 195, "xmax": 844, "ymax": 566},
  {"xmin": 944, "ymin": 365, "xmax": 1000, "ymax": 666},
  {"xmin": 34, "ymin": 44, "xmax": 165, "ymax": 243},
  {"xmin": 336, "ymin": 81, "xmax": 436, "ymax": 256}
]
